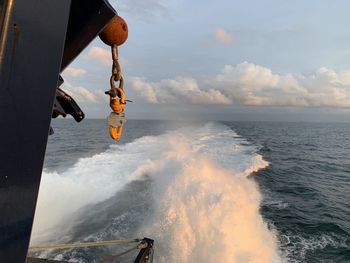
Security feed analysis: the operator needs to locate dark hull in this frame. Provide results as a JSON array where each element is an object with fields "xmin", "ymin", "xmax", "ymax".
[{"xmin": 0, "ymin": 1, "xmax": 115, "ymax": 262}]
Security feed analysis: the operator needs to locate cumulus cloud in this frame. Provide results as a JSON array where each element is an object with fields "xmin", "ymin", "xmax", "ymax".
[
  {"xmin": 214, "ymin": 28, "xmax": 234, "ymax": 44},
  {"xmin": 64, "ymin": 86, "xmax": 97, "ymax": 103},
  {"xmin": 215, "ymin": 63, "xmax": 350, "ymax": 107},
  {"xmin": 86, "ymin": 46, "xmax": 128, "ymax": 68},
  {"xmin": 86, "ymin": 47, "xmax": 111, "ymax": 65},
  {"xmin": 128, "ymin": 77, "xmax": 231, "ymax": 104},
  {"xmin": 61, "ymin": 82, "xmax": 105, "ymax": 104},
  {"xmin": 64, "ymin": 67, "xmax": 87, "ymax": 77},
  {"xmin": 128, "ymin": 62, "xmax": 350, "ymax": 107}
]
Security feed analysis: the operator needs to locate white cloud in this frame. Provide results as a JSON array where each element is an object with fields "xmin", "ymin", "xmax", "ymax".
[
  {"xmin": 86, "ymin": 46, "xmax": 128, "ymax": 69},
  {"xmin": 214, "ymin": 62, "xmax": 350, "ymax": 107},
  {"xmin": 61, "ymin": 82, "xmax": 103, "ymax": 104},
  {"xmin": 128, "ymin": 62, "xmax": 350, "ymax": 107},
  {"xmin": 86, "ymin": 47, "xmax": 111, "ymax": 65},
  {"xmin": 128, "ymin": 77, "xmax": 159, "ymax": 103},
  {"xmin": 65, "ymin": 86, "xmax": 97, "ymax": 103},
  {"xmin": 214, "ymin": 28, "xmax": 234, "ymax": 44},
  {"xmin": 128, "ymin": 77, "xmax": 231, "ymax": 104},
  {"xmin": 64, "ymin": 67, "xmax": 87, "ymax": 77}
]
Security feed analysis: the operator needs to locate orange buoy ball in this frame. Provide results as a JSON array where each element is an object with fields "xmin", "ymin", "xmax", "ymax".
[{"xmin": 99, "ymin": 15, "xmax": 128, "ymax": 46}]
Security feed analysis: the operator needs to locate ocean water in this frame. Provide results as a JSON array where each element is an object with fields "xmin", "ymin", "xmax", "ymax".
[{"xmin": 30, "ymin": 119, "xmax": 350, "ymax": 263}]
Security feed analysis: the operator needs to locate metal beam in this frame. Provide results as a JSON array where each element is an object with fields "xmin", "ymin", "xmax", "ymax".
[
  {"xmin": 60, "ymin": 0, "xmax": 116, "ymax": 70},
  {"xmin": 0, "ymin": 1, "xmax": 71, "ymax": 262}
]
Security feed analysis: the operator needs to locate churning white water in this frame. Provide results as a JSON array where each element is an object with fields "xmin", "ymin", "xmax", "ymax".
[{"xmin": 32, "ymin": 123, "xmax": 282, "ymax": 262}]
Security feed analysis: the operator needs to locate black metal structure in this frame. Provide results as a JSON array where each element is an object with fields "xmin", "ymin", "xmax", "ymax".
[
  {"xmin": 53, "ymin": 76, "xmax": 85, "ymax": 123},
  {"xmin": 0, "ymin": 0, "xmax": 116, "ymax": 262},
  {"xmin": 135, "ymin": 238, "xmax": 154, "ymax": 263}
]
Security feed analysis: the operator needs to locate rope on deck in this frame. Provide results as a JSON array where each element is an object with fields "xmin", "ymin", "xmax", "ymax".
[{"xmin": 28, "ymin": 238, "xmax": 141, "ymax": 251}]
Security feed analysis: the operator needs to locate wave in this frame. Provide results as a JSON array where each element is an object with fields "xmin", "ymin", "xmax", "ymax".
[
  {"xmin": 31, "ymin": 122, "xmax": 281, "ymax": 262},
  {"xmin": 280, "ymin": 232, "xmax": 348, "ymax": 262}
]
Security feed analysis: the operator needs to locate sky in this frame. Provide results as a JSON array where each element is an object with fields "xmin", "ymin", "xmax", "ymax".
[{"xmin": 61, "ymin": 0, "xmax": 350, "ymax": 121}]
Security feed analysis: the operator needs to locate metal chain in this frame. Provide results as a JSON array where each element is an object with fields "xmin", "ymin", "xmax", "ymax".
[
  {"xmin": 111, "ymin": 44, "xmax": 121, "ymax": 81},
  {"xmin": 109, "ymin": 44, "xmax": 123, "ymax": 93},
  {"xmin": 105, "ymin": 43, "xmax": 129, "ymax": 140}
]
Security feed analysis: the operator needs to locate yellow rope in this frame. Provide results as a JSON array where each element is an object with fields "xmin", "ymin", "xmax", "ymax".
[{"xmin": 28, "ymin": 239, "xmax": 140, "ymax": 251}]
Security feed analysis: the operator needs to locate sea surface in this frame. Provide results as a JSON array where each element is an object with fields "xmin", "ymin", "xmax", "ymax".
[{"xmin": 30, "ymin": 119, "xmax": 350, "ymax": 263}]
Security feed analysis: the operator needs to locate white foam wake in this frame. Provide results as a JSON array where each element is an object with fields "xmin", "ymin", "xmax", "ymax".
[{"xmin": 32, "ymin": 122, "xmax": 282, "ymax": 262}]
